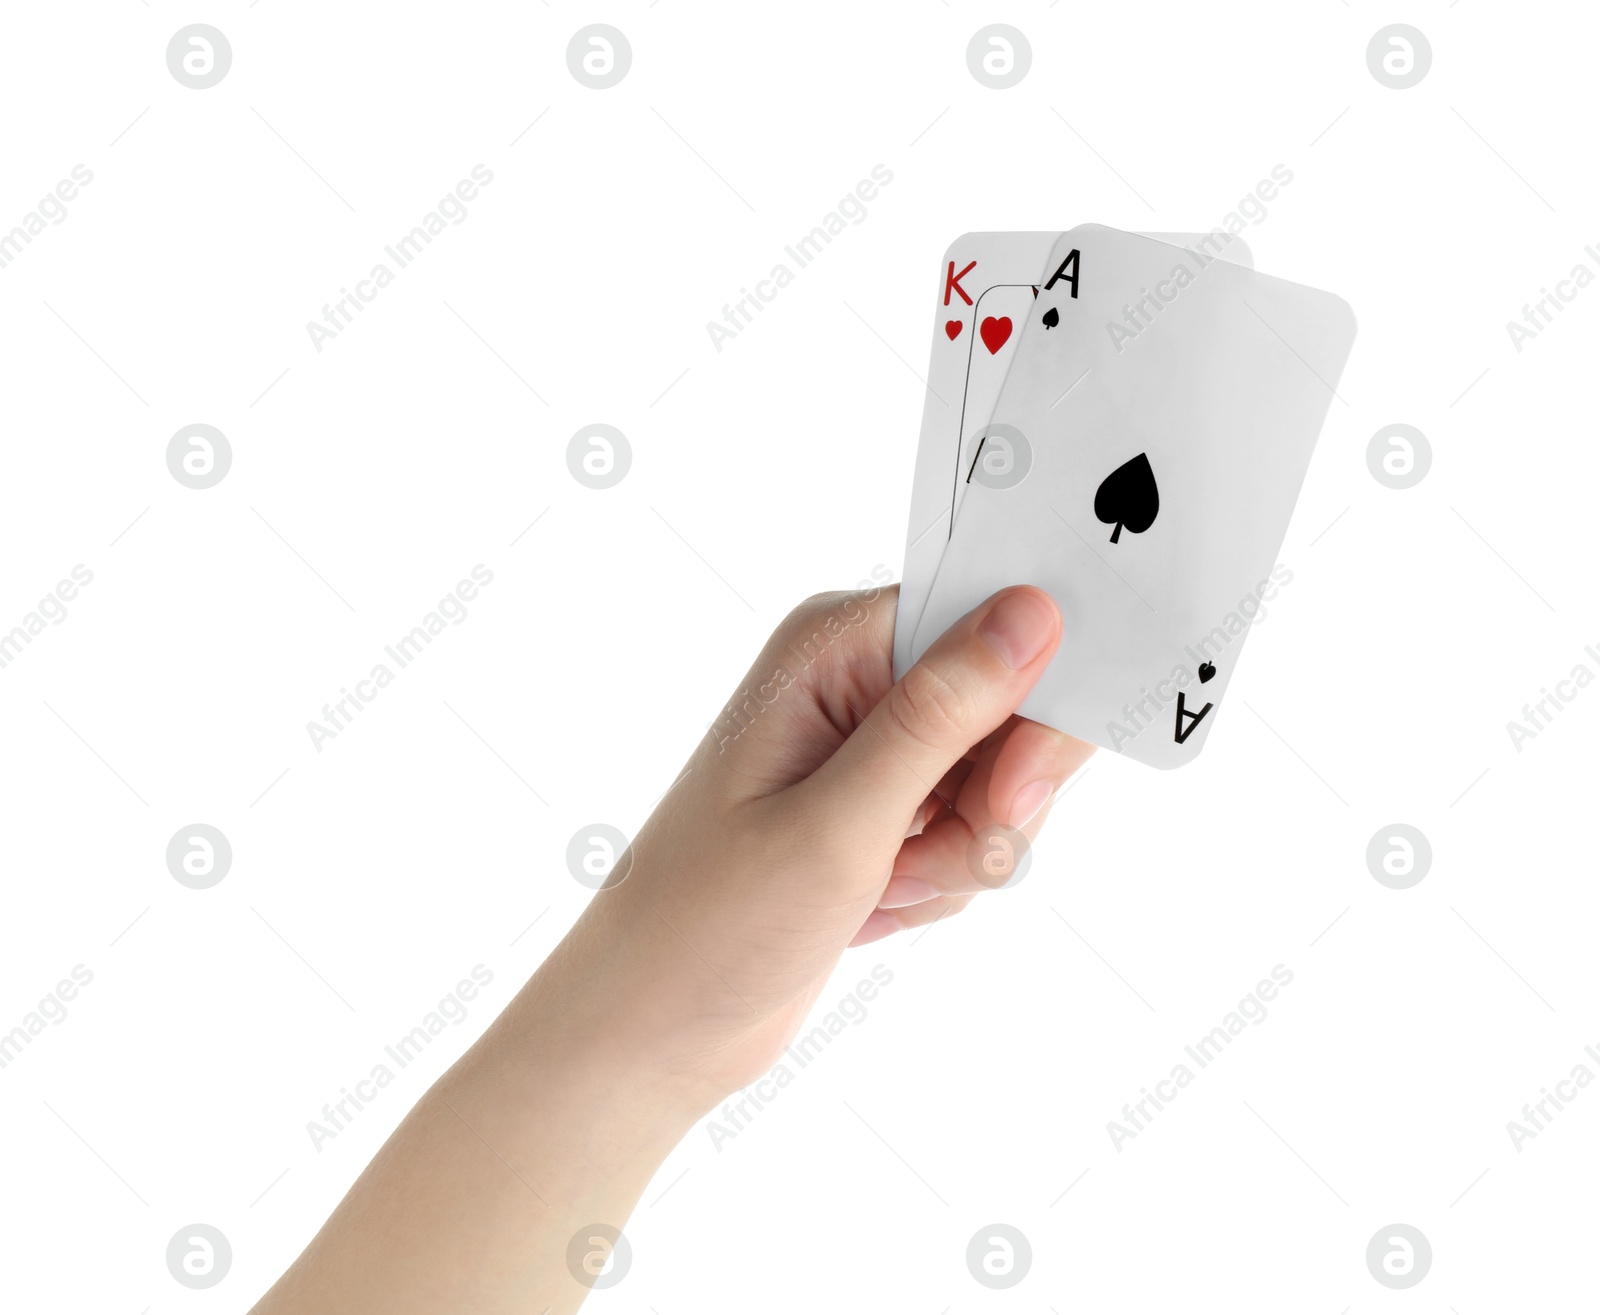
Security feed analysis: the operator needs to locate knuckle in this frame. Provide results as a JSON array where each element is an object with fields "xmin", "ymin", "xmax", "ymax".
[
  {"xmin": 885, "ymin": 662, "xmax": 970, "ymax": 750},
  {"xmin": 796, "ymin": 590, "xmax": 847, "ymax": 616},
  {"xmin": 770, "ymin": 589, "xmax": 885, "ymax": 675},
  {"xmin": 776, "ymin": 590, "xmax": 852, "ymax": 643}
]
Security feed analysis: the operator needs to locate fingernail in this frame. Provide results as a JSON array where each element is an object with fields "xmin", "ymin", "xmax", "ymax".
[
  {"xmin": 879, "ymin": 875, "xmax": 940, "ymax": 909},
  {"xmin": 979, "ymin": 590, "xmax": 1058, "ymax": 670},
  {"xmin": 849, "ymin": 909, "xmax": 900, "ymax": 947},
  {"xmin": 1009, "ymin": 779, "xmax": 1054, "ymax": 829}
]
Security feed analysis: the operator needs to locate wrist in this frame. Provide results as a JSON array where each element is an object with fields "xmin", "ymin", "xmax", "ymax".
[
  {"xmin": 484, "ymin": 909, "xmax": 726, "ymax": 1133},
  {"xmin": 430, "ymin": 968, "xmax": 703, "ymax": 1239}
]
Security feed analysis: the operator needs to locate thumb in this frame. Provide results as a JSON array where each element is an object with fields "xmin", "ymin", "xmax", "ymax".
[{"xmin": 812, "ymin": 586, "xmax": 1062, "ymax": 821}]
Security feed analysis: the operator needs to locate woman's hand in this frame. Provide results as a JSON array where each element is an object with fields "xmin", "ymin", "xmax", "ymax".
[
  {"xmin": 251, "ymin": 583, "xmax": 1092, "ymax": 1315},
  {"xmin": 577, "ymin": 582, "xmax": 1093, "ymax": 1103}
]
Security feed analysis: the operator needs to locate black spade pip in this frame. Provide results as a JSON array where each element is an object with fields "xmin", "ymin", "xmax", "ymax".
[{"xmin": 1093, "ymin": 453, "xmax": 1159, "ymax": 543}]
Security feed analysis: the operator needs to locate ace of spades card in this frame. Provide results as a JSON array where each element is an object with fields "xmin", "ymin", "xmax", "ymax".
[
  {"xmin": 910, "ymin": 225, "xmax": 1356, "ymax": 768},
  {"xmin": 892, "ymin": 231, "xmax": 1255, "ymax": 681}
]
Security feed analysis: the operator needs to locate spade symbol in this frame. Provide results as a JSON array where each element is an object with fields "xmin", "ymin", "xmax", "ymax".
[
  {"xmin": 1093, "ymin": 453, "xmax": 1159, "ymax": 543},
  {"xmin": 1042, "ymin": 306, "xmax": 1060, "ymax": 329},
  {"xmin": 1198, "ymin": 661, "xmax": 1216, "ymax": 683}
]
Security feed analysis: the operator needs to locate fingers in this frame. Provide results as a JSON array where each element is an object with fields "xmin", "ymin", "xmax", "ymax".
[
  {"xmin": 849, "ymin": 893, "xmax": 975, "ymax": 947},
  {"xmin": 699, "ymin": 585, "xmax": 901, "ymax": 802},
  {"xmin": 878, "ymin": 716, "xmax": 1094, "ymax": 908},
  {"xmin": 810, "ymin": 587, "xmax": 1062, "ymax": 827},
  {"xmin": 986, "ymin": 718, "xmax": 1097, "ymax": 830},
  {"xmin": 904, "ymin": 758, "xmax": 974, "ymax": 838},
  {"xmin": 877, "ymin": 742, "xmax": 1004, "ymax": 906}
]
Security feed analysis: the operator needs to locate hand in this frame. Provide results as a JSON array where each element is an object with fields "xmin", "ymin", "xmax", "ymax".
[
  {"xmin": 568, "ymin": 581, "xmax": 1095, "ymax": 1105},
  {"xmin": 251, "ymin": 582, "xmax": 1094, "ymax": 1315}
]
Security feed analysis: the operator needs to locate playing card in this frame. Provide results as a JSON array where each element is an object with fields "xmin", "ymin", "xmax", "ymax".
[
  {"xmin": 909, "ymin": 225, "xmax": 1355, "ymax": 767},
  {"xmin": 893, "ymin": 232, "xmax": 1059, "ymax": 682},
  {"xmin": 893, "ymin": 230, "xmax": 1255, "ymax": 680}
]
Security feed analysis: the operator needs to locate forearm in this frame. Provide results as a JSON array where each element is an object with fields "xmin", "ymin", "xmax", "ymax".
[
  {"xmin": 251, "ymin": 586, "xmax": 1075, "ymax": 1311},
  {"xmin": 250, "ymin": 915, "xmax": 708, "ymax": 1315}
]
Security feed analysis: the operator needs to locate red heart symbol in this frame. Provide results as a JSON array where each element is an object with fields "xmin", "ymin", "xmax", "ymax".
[
  {"xmin": 980, "ymin": 316, "xmax": 1012, "ymax": 354},
  {"xmin": 945, "ymin": 320, "xmax": 963, "ymax": 341}
]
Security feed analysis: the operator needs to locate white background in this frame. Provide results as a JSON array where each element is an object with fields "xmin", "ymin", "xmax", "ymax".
[{"xmin": 1, "ymin": 2, "xmax": 1595, "ymax": 1310}]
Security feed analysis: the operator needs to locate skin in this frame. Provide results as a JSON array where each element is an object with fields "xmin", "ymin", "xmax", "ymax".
[{"xmin": 250, "ymin": 583, "xmax": 1092, "ymax": 1314}]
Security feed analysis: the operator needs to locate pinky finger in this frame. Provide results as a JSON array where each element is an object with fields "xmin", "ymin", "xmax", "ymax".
[{"xmin": 849, "ymin": 893, "xmax": 975, "ymax": 947}]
